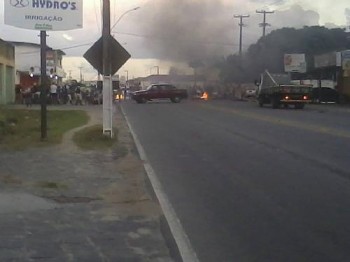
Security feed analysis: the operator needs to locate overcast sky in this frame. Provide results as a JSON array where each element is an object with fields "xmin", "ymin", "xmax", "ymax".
[{"xmin": 0, "ymin": 0, "xmax": 349, "ymax": 80}]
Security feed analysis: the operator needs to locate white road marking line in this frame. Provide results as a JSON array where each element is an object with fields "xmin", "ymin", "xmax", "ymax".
[{"xmin": 120, "ymin": 105, "xmax": 199, "ymax": 262}]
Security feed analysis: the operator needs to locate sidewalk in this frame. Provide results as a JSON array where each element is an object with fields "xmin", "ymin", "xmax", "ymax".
[{"xmin": 0, "ymin": 105, "xmax": 173, "ymax": 261}]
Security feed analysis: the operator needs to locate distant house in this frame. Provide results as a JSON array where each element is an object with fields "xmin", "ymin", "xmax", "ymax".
[
  {"xmin": 10, "ymin": 42, "xmax": 66, "ymax": 88},
  {"xmin": 0, "ymin": 39, "xmax": 15, "ymax": 105}
]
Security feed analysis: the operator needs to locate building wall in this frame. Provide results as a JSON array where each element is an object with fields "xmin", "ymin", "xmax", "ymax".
[
  {"xmin": 0, "ymin": 40, "xmax": 15, "ymax": 105},
  {"xmin": 13, "ymin": 44, "xmax": 65, "ymax": 86},
  {"xmin": 15, "ymin": 45, "xmax": 40, "ymax": 75}
]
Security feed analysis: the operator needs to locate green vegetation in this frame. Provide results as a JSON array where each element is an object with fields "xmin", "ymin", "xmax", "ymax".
[
  {"xmin": 73, "ymin": 125, "xmax": 118, "ymax": 150},
  {"xmin": 220, "ymin": 26, "xmax": 350, "ymax": 83},
  {"xmin": 0, "ymin": 108, "xmax": 89, "ymax": 150}
]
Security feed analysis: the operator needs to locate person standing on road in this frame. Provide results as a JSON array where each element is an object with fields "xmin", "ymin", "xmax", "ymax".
[
  {"xmin": 23, "ymin": 86, "xmax": 32, "ymax": 107},
  {"xmin": 67, "ymin": 85, "xmax": 73, "ymax": 105},
  {"xmin": 61, "ymin": 85, "xmax": 68, "ymax": 104},
  {"xmin": 50, "ymin": 82, "xmax": 58, "ymax": 105},
  {"xmin": 75, "ymin": 85, "xmax": 83, "ymax": 105},
  {"xmin": 123, "ymin": 88, "xmax": 127, "ymax": 100},
  {"xmin": 15, "ymin": 84, "xmax": 23, "ymax": 104}
]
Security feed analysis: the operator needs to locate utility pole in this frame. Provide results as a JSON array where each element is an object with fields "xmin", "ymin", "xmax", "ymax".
[
  {"xmin": 78, "ymin": 66, "xmax": 83, "ymax": 82},
  {"xmin": 234, "ymin": 15, "xmax": 249, "ymax": 57},
  {"xmin": 102, "ymin": 0, "xmax": 113, "ymax": 137},
  {"xmin": 40, "ymin": 30, "xmax": 48, "ymax": 140},
  {"xmin": 256, "ymin": 10, "xmax": 274, "ymax": 38},
  {"xmin": 124, "ymin": 70, "xmax": 129, "ymax": 81}
]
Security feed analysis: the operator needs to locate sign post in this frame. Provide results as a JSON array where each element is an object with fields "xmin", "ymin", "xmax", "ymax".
[
  {"xmin": 4, "ymin": 0, "xmax": 83, "ymax": 140},
  {"xmin": 83, "ymin": 0, "xmax": 131, "ymax": 138},
  {"xmin": 102, "ymin": 0, "xmax": 113, "ymax": 137},
  {"xmin": 40, "ymin": 30, "xmax": 48, "ymax": 139}
]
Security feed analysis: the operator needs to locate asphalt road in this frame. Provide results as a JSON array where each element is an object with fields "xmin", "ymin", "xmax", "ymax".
[{"xmin": 121, "ymin": 99, "xmax": 350, "ymax": 262}]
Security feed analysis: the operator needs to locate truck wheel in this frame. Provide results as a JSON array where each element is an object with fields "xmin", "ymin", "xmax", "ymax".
[
  {"xmin": 272, "ymin": 98, "xmax": 280, "ymax": 109},
  {"xmin": 136, "ymin": 99, "xmax": 142, "ymax": 104},
  {"xmin": 172, "ymin": 96, "xmax": 181, "ymax": 103},
  {"xmin": 140, "ymin": 97, "xmax": 147, "ymax": 104},
  {"xmin": 258, "ymin": 97, "xmax": 264, "ymax": 107}
]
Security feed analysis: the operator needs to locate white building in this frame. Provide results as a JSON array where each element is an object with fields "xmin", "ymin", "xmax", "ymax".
[{"xmin": 10, "ymin": 42, "xmax": 66, "ymax": 88}]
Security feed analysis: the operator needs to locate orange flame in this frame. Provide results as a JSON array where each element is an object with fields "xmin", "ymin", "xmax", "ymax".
[
  {"xmin": 116, "ymin": 94, "xmax": 124, "ymax": 100},
  {"xmin": 201, "ymin": 92, "xmax": 209, "ymax": 101}
]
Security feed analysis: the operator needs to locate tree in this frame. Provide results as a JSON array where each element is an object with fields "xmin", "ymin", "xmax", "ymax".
[{"xmin": 220, "ymin": 26, "xmax": 350, "ymax": 83}]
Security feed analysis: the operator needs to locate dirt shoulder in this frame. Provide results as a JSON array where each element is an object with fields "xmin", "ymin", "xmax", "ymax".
[{"xmin": 0, "ymin": 105, "xmax": 172, "ymax": 261}]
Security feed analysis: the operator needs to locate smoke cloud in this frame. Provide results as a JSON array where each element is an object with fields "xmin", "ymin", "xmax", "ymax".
[
  {"xmin": 137, "ymin": 1, "xmax": 321, "ymax": 65},
  {"xmin": 269, "ymin": 5, "xmax": 319, "ymax": 29},
  {"xmin": 138, "ymin": 0, "xmax": 234, "ymax": 64},
  {"xmin": 346, "ymin": 8, "xmax": 350, "ymax": 29}
]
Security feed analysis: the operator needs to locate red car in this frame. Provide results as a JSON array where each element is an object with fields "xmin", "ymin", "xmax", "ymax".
[{"xmin": 131, "ymin": 84, "xmax": 188, "ymax": 104}]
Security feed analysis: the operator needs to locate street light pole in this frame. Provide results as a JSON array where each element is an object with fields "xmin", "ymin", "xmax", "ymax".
[
  {"xmin": 154, "ymin": 66, "xmax": 159, "ymax": 75},
  {"xmin": 124, "ymin": 70, "xmax": 129, "ymax": 81},
  {"xmin": 111, "ymin": 7, "xmax": 140, "ymax": 31}
]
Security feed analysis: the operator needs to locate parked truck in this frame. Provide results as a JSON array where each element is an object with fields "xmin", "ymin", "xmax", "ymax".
[{"xmin": 256, "ymin": 70, "xmax": 312, "ymax": 109}]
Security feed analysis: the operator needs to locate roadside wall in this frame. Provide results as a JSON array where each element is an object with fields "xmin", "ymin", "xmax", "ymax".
[{"xmin": 0, "ymin": 39, "xmax": 15, "ymax": 105}]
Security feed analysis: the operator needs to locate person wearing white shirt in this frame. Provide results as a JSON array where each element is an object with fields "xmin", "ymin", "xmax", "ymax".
[{"xmin": 50, "ymin": 82, "xmax": 58, "ymax": 104}]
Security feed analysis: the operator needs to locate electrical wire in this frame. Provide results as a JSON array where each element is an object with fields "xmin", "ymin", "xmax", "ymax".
[
  {"xmin": 16, "ymin": 42, "xmax": 94, "ymax": 55},
  {"xmin": 112, "ymin": 31, "xmax": 249, "ymax": 47}
]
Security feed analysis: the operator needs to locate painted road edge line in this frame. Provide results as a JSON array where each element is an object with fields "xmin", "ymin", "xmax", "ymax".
[{"xmin": 120, "ymin": 105, "xmax": 199, "ymax": 262}]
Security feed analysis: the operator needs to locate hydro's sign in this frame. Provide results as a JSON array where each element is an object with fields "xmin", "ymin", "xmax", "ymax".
[{"xmin": 4, "ymin": 0, "xmax": 83, "ymax": 31}]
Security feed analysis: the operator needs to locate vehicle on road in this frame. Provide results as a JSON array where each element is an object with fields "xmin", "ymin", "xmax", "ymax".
[
  {"xmin": 131, "ymin": 83, "xmax": 188, "ymax": 104},
  {"xmin": 244, "ymin": 89, "xmax": 256, "ymax": 98},
  {"xmin": 256, "ymin": 70, "xmax": 312, "ymax": 109}
]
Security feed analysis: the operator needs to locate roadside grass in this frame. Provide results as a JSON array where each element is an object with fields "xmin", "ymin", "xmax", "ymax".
[
  {"xmin": 0, "ymin": 108, "xmax": 89, "ymax": 150},
  {"xmin": 0, "ymin": 174, "xmax": 22, "ymax": 185},
  {"xmin": 73, "ymin": 125, "xmax": 119, "ymax": 151}
]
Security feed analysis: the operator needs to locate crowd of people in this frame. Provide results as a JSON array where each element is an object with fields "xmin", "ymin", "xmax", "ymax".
[{"xmin": 15, "ymin": 82, "xmax": 103, "ymax": 107}]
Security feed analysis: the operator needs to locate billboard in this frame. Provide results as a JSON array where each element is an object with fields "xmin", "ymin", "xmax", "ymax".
[
  {"xmin": 314, "ymin": 52, "xmax": 341, "ymax": 68},
  {"xmin": 4, "ymin": 0, "xmax": 83, "ymax": 31},
  {"xmin": 284, "ymin": 54, "xmax": 307, "ymax": 73}
]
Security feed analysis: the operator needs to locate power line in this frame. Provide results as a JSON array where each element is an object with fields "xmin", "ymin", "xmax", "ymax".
[
  {"xmin": 233, "ymin": 15, "xmax": 250, "ymax": 57},
  {"xmin": 256, "ymin": 10, "xmax": 275, "ymax": 38},
  {"xmin": 113, "ymin": 31, "xmax": 248, "ymax": 47},
  {"xmin": 16, "ymin": 30, "xmax": 252, "ymax": 57}
]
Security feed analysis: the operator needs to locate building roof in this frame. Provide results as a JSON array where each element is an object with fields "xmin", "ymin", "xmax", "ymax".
[{"xmin": 8, "ymin": 41, "xmax": 66, "ymax": 55}]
